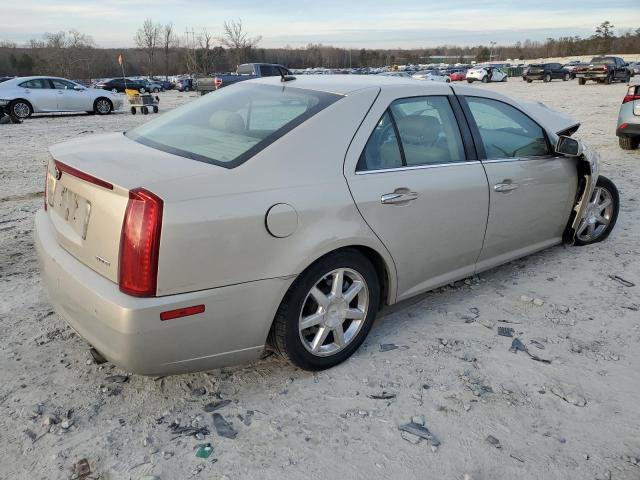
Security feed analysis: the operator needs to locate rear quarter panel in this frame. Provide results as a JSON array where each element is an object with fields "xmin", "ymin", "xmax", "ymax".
[{"xmin": 150, "ymin": 87, "xmax": 397, "ymax": 299}]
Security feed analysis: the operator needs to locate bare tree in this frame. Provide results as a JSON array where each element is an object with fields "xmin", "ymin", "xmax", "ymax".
[
  {"xmin": 198, "ymin": 28, "xmax": 215, "ymax": 74},
  {"xmin": 219, "ymin": 19, "xmax": 261, "ymax": 67},
  {"xmin": 135, "ymin": 18, "xmax": 161, "ymax": 76},
  {"xmin": 161, "ymin": 23, "xmax": 177, "ymax": 79}
]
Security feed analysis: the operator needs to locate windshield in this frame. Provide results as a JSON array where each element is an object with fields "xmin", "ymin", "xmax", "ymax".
[{"xmin": 127, "ymin": 84, "xmax": 341, "ymax": 168}]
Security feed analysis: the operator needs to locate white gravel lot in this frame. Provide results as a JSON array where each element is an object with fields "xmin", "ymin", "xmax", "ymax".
[{"xmin": 1, "ymin": 80, "xmax": 639, "ymax": 480}]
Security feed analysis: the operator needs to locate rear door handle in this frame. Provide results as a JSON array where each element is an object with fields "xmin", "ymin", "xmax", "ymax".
[
  {"xmin": 381, "ymin": 191, "xmax": 419, "ymax": 204},
  {"xmin": 494, "ymin": 182, "xmax": 519, "ymax": 193}
]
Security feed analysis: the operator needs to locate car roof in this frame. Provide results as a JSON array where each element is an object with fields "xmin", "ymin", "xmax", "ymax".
[{"xmin": 249, "ymin": 74, "xmax": 428, "ymax": 95}]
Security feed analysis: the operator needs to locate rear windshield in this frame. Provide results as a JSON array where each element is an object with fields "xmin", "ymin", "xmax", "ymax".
[
  {"xmin": 127, "ymin": 84, "xmax": 341, "ymax": 168},
  {"xmin": 592, "ymin": 57, "xmax": 615, "ymax": 65}
]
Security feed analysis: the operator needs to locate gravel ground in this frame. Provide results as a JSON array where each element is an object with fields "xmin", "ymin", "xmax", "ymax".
[{"xmin": 1, "ymin": 80, "xmax": 639, "ymax": 480}]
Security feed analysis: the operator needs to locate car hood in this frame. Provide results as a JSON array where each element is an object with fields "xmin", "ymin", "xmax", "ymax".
[{"xmin": 518, "ymin": 100, "xmax": 580, "ymax": 136}]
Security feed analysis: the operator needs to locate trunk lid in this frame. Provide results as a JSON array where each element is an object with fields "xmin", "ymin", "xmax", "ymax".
[{"xmin": 46, "ymin": 132, "xmax": 214, "ymax": 282}]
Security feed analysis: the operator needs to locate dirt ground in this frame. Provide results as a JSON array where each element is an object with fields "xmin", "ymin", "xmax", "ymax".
[{"xmin": 1, "ymin": 79, "xmax": 639, "ymax": 480}]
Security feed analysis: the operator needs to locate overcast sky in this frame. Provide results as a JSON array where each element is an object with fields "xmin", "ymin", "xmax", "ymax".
[{"xmin": 3, "ymin": 0, "xmax": 639, "ymax": 49}]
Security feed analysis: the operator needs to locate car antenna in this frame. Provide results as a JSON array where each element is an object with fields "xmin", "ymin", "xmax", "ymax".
[{"xmin": 277, "ymin": 67, "xmax": 296, "ymax": 83}]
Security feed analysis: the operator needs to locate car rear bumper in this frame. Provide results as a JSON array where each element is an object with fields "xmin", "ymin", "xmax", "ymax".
[
  {"xmin": 576, "ymin": 73, "xmax": 608, "ymax": 79},
  {"xmin": 525, "ymin": 73, "xmax": 545, "ymax": 80},
  {"xmin": 617, "ymin": 122, "xmax": 640, "ymax": 137},
  {"xmin": 35, "ymin": 209, "xmax": 292, "ymax": 375}
]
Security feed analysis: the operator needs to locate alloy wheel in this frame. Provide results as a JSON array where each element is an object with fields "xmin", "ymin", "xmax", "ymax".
[
  {"xmin": 576, "ymin": 186, "xmax": 614, "ymax": 242},
  {"xmin": 298, "ymin": 268, "xmax": 369, "ymax": 357},
  {"xmin": 96, "ymin": 99, "xmax": 111, "ymax": 114},
  {"xmin": 12, "ymin": 102, "xmax": 30, "ymax": 118}
]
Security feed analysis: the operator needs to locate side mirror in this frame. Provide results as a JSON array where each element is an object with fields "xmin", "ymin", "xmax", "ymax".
[
  {"xmin": 73, "ymin": 85, "xmax": 84, "ymax": 91},
  {"xmin": 555, "ymin": 135, "xmax": 583, "ymax": 157}
]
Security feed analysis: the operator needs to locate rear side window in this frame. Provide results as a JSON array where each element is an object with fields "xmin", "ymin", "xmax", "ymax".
[
  {"xmin": 19, "ymin": 79, "xmax": 50, "ymax": 89},
  {"xmin": 127, "ymin": 84, "xmax": 341, "ymax": 168},
  {"xmin": 465, "ymin": 96, "xmax": 549, "ymax": 159},
  {"xmin": 357, "ymin": 96, "xmax": 466, "ymax": 171}
]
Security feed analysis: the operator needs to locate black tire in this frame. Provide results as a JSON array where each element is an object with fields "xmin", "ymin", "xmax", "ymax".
[
  {"xmin": 152, "ymin": 105, "xmax": 158, "ymax": 113},
  {"xmin": 501, "ymin": 76, "xmax": 507, "ymax": 82},
  {"xmin": 544, "ymin": 73, "xmax": 551, "ymax": 83},
  {"xmin": 625, "ymin": 73, "xmax": 631, "ymax": 83},
  {"xmin": 526, "ymin": 79, "xmax": 533, "ymax": 83},
  {"xmin": 467, "ymin": 79, "xmax": 474, "ymax": 83},
  {"xmin": 93, "ymin": 97, "xmax": 113, "ymax": 115},
  {"xmin": 605, "ymin": 75, "xmax": 612, "ymax": 85},
  {"xmin": 10, "ymin": 99, "xmax": 32, "ymax": 119},
  {"xmin": 141, "ymin": 106, "xmax": 149, "ymax": 115},
  {"xmin": 184, "ymin": 86, "xmax": 190, "ymax": 92},
  {"xmin": 563, "ymin": 73, "xmax": 570, "ymax": 81},
  {"xmin": 268, "ymin": 249, "xmax": 381, "ymax": 371},
  {"xmin": 573, "ymin": 176, "xmax": 619, "ymax": 246},
  {"xmin": 130, "ymin": 107, "xmax": 137, "ymax": 115},
  {"xmin": 578, "ymin": 78, "xmax": 586, "ymax": 85},
  {"xmin": 482, "ymin": 75, "xmax": 489, "ymax": 83},
  {"xmin": 619, "ymin": 136, "xmax": 639, "ymax": 150}
]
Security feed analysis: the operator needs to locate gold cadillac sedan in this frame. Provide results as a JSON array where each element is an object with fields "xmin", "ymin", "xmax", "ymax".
[{"xmin": 35, "ymin": 75, "xmax": 619, "ymax": 375}]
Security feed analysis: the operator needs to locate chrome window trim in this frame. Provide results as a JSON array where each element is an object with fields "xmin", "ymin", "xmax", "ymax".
[
  {"xmin": 482, "ymin": 155, "xmax": 557, "ymax": 164},
  {"xmin": 355, "ymin": 160, "xmax": 481, "ymax": 175}
]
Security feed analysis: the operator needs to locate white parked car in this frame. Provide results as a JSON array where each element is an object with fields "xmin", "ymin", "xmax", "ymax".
[
  {"xmin": 466, "ymin": 66, "xmax": 508, "ymax": 83},
  {"xmin": 411, "ymin": 70, "xmax": 451, "ymax": 83},
  {"xmin": 0, "ymin": 76, "xmax": 123, "ymax": 119}
]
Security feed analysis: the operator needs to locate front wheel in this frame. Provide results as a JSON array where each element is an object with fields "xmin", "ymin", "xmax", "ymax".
[
  {"xmin": 574, "ymin": 176, "xmax": 619, "ymax": 246},
  {"xmin": 269, "ymin": 249, "xmax": 380, "ymax": 370},
  {"xmin": 184, "ymin": 86, "xmax": 190, "ymax": 92},
  {"xmin": 93, "ymin": 98, "xmax": 112, "ymax": 115},
  {"xmin": 544, "ymin": 73, "xmax": 551, "ymax": 82},
  {"xmin": 481, "ymin": 76, "xmax": 489, "ymax": 83},
  {"xmin": 563, "ymin": 73, "xmax": 570, "ymax": 81}
]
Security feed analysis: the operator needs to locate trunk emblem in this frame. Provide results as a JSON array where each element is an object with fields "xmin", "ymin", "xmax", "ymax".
[{"xmin": 95, "ymin": 255, "xmax": 111, "ymax": 267}]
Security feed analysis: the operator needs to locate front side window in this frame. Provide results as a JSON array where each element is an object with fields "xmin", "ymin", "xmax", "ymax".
[
  {"xmin": 51, "ymin": 79, "xmax": 77, "ymax": 90},
  {"xmin": 127, "ymin": 84, "xmax": 341, "ymax": 168},
  {"xmin": 465, "ymin": 96, "xmax": 549, "ymax": 159},
  {"xmin": 19, "ymin": 79, "xmax": 50, "ymax": 89}
]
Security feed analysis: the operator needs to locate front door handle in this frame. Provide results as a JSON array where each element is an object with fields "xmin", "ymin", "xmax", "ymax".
[
  {"xmin": 494, "ymin": 182, "xmax": 519, "ymax": 193},
  {"xmin": 381, "ymin": 190, "xmax": 419, "ymax": 204}
]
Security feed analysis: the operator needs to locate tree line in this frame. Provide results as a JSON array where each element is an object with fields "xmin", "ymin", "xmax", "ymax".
[{"xmin": 0, "ymin": 20, "xmax": 638, "ymax": 81}]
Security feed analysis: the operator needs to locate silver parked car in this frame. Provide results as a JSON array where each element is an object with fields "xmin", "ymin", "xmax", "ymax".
[
  {"xmin": 0, "ymin": 76, "xmax": 123, "ymax": 119},
  {"xmin": 35, "ymin": 76, "xmax": 619, "ymax": 375},
  {"xmin": 617, "ymin": 83, "xmax": 640, "ymax": 150}
]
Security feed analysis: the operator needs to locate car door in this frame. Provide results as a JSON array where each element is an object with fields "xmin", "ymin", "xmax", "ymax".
[
  {"xmin": 50, "ymin": 78, "xmax": 90, "ymax": 111},
  {"xmin": 17, "ymin": 78, "xmax": 57, "ymax": 112},
  {"xmin": 344, "ymin": 87, "xmax": 490, "ymax": 301},
  {"xmin": 459, "ymin": 94, "xmax": 578, "ymax": 271}
]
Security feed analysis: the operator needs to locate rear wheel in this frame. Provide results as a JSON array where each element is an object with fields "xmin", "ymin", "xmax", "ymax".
[
  {"xmin": 481, "ymin": 75, "xmax": 489, "ymax": 83},
  {"xmin": 544, "ymin": 73, "xmax": 551, "ymax": 82},
  {"xmin": 184, "ymin": 86, "xmax": 190, "ymax": 92},
  {"xmin": 141, "ymin": 106, "xmax": 149, "ymax": 115},
  {"xmin": 152, "ymin": 105, "xmax": 158, "ymax": 113},
  {"xmin": 269, "ymin": 249, "xmax": 380, "ymax": 370},
  {"xmin": 526, "ymin": 79, "xmax": 533, "ymax": 83},
  {"xmin": 10, "ymin": 99, "xmax": 32, "ymax": 119},
  {"xmin": 619, "ymin": 136, "xmax": 639, "ymax": 150},
  {"xmin": 574, "ymin": 176, "xmax": 619, "ymax": 246},
  {"xmin": 605, "ymin": 75, "xmax": 612, "ymax": 85},
  {"xmin": 578, "ymin": 78, "xmax": 586, "ymax": 85}
]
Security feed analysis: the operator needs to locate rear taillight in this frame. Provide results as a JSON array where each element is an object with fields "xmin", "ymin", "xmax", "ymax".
[
  {"xmin": 622, "ymin": 86, "xmax": 640, "ymax": 104},
  {"xmin": 214, "ymin": 77, "xmax": 222, "ymax": 89},
  {"xmin": 119, "ymin": 188, "xmax": 163, "ymax": 297}
]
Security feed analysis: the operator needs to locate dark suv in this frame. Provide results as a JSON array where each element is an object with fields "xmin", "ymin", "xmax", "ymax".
[
  {"xmin": 524, "ymin": 63, "xmax": 571, "ymax": 83},
  {"xmin": 95, "ymin": 78, "xmax": 147, "ymax": 93}
]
